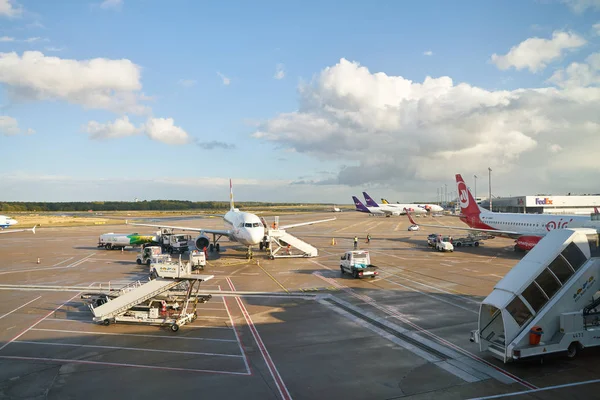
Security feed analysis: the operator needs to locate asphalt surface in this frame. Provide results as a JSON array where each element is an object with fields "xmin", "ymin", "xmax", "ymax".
[{"xmin": 0, "ymin": 211, "xmax": 599, "ymax": 399}]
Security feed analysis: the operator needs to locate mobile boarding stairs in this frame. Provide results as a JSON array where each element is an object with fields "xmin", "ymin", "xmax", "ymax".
[
  {"xmin": 260, "ymin": 216, "xmax": 319, "ymax": 259},
  {"xmin": 84, "ymin": 259, "xmax": 214, "ymax": 332},
  {"xmin": 470, "ymin": 228, "xmax": 600, "ymax": 362}
]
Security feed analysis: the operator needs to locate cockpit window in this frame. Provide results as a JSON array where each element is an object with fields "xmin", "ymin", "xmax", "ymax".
[
  {"xmin": 253, "ymin": 222, "xmax": 261, "ymax": 227},
  {"xmin": 245, "ymin": 223, "xmax": 252, "ymax": 227}
]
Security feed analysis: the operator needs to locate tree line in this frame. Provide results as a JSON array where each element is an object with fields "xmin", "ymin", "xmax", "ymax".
[{"xmin": 0, "ymin": 200, "xmax": 315, "ymax": 212}]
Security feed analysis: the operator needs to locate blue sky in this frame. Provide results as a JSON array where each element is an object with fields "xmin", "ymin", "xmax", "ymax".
[{"xmin": 1, "ymin": 0, "xmax": 600, "ymax": 202}]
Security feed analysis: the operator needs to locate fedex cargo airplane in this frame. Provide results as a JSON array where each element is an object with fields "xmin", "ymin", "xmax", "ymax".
[
  {"xmin": 363, "ymin": 192, "xmax": 427, "ymax": 215},
  {"xmin": 353, "ymin": 196, "xmax": 388, "ymax": 216},
  {"xmin": 407, "ymin": 174, "xmax": 598, "ymax": 251},
  {"xmin": 382, "ymin": 198, "xmax": 443, "ymax": 213}
]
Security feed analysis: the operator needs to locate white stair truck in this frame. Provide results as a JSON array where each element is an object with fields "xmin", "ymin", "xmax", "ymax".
[
  {"xmin": 470, "ymin": 228, "xmax": 600, "ymax": 362},
  {"xmin": 87, "ymin": 258, "xmax": 214, "ymax": 332}
]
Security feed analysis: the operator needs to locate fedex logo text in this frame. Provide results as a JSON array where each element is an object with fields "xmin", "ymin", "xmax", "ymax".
[{"xmin": 536, "ymin": 197, "xmax": 553, "ymax": 205}]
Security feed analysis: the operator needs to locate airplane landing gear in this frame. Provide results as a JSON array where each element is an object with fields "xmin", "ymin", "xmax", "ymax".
[{"xmin": 246, "ymin": 247, "xmax": 253, "ymax": 260}]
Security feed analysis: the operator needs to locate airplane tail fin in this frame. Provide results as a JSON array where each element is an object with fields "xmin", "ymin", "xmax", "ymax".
[
  {"xmin": 381, "ymin": 198, "xmax": 390, "ymax": 204},
  {"xmin": 353, "ymin": 196, "xmax": 370, "ymax": 213},
  {"xmin": 455, "ymin": 174, "xmax": 482, "ymax": 217},
  {"xmin": 362, "ymin": 192, "xmax": 379, "ymax": 207},
  {"xmin": 229, "ymin": 178, "xmax": 235, "ymax": 211},
  {"xmin": 32, "ymin": 225, "xmax": 36, "ymax": 234}
]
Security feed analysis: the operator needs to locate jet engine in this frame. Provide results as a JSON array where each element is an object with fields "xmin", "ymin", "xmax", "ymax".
[
  {"xmin": 514, "ymin": 236, "xmax": 542, "ymax": 252},
  {"xmin": 195, "ymin": 234, "xmax": 210, "ymax": 250}
]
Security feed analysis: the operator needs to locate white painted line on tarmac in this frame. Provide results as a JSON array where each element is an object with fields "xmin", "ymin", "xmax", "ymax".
[
  {"xmin": 31, "ymin": 328, "xmax": 237, "ymax": 343},
  {"xmin": 222, "ymin": 296, "xmax": 251, "ymax": 374},
  {"xmin": 13, "ymin": 340, "xmax": 244, "ymax": 358},
  {"xmin": 0, "ymin": 355, "xmax": 250, "ymax": 376},
  {"xmin": 0, "ymin": 296, "xmax": 42, "ymax": 321},
  {"xmin": 468, "ymin": 378, "xmax": 600, "ymax": 400},
  {"xmin": 227, "ymin": 277, "xmax": 292, "ymax": 400}
]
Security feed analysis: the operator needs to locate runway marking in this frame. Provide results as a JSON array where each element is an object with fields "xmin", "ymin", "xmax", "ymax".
[
  {"xmin": 30, "ymin": 328, "xmax": 237, "ymax": 343},
  {"xmin": 0, "ymin": 291, "xmax": 83, "ymax": 352},
  {"xmin": 227, "ymin": 277, "xmax": 292, "ymax": 400},
  {"xmin": 310, "ymin": 271, "xmax": 536, "ymax": 390},
  {"xmin": 334, "ymin": 220, "xmax": 369, "ymax": 233},
  {"xmin": 394, "ymin": 222, "xmax": 403, "ymax": 231},
  {"xmin": 0, "ymin": 296, "xmax": 42, "ymax": 321},
  {"xmin": 256, "ymin": 261, "xmax": 289, "ymax": 293},
  {"xmin": 469, "ymin": 378, "xmax": 600, "ymax": 399},
  {"xmin": 222, "ymin": 296, "xmax": 251, "ymax": 374},
  {"xmin": 0, "ymin": 355, "xmax": 250, "ymax": 376},
  {"xmin": 12, "ymin": 340, "xmax": 244, "ymax": 358},
  {"xmin": 0, "ymin": 254, "xmax": 95, "ymax": 275}
]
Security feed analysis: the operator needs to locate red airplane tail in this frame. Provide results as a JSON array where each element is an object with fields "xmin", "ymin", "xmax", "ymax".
[{"xmin": 455, "ymin": 174, "xmax": 481, "ymax": 218}]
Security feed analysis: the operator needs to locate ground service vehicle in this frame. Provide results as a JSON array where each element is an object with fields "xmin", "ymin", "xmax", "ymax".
[
  {"xmin": 136, "ymin": 246, "xmax": 172, "ymax": 266},
  {"xmin": 98, "ymin": 233, "xmax": 155, "ymax": 250},
  {"xmin": 427, "ymin": 234, "xmax": 438, "ymax": 246},
  {"xmin": 435, "ymin": 236, "xmax": 454, "ymax": 252},
  {"xmin": 340, "ymin": 250, "xmax": 379, "ymax": 279},
  {"xmin": 154, "ymin": 231, "xmax": 192, "ymax": 254},
  {"xmin": 408, "ymin": 224, "xmax": 419, "ymax": 231},
  {"xmin": 453, "ymin": 235, "xmax": 481, "ymax": 247}
]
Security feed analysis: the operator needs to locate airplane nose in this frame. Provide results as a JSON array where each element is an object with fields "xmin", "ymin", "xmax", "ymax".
[{"xmin": 251, "ymin": 229, "xmax": 264, "ymax": 244}]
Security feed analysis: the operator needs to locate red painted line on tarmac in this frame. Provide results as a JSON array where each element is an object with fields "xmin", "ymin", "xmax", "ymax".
[
  {"xmin": 312, "ymin": 271, "xmax": 538, "ymax": 391},
  {"xmin": 226, "ymin": 277, "xmax": 292, "ymax": 400},
  {"xmin": 0, "ymin": 355, "xmax": 250, "ymax": 375},
  {"xmin": 0, "ymin": 292, "xmax": 81, "ymax": 352}
]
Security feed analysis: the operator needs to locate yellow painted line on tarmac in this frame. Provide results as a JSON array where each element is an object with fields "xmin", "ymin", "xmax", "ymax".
[{"xmin": 256, "ymin": 261, "xmax": 289, "ymax": 293}]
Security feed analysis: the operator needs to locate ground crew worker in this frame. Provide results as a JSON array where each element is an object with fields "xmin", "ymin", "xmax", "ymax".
[
  {"xmin": 366, "ymin": 234, "xmax": 371, "ymax": 244},
  {"xmin": 353, "ymin": 236, "xmax": 358, "ymax": 249},
  {"xmin": 287, "ymin": 244, "xmax": 292, "ymax": 255}
]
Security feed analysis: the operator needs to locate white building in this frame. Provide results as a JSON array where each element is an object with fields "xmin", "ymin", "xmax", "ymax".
[{"xmin": 481, "ymin": 195, "xmax": 600, "ymax": 215}]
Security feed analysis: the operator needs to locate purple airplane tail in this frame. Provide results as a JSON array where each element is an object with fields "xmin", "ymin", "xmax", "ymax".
[
  {"xmin": 362, "ymin": 192, "xmax": 380, "ymax": 208},
  {"xmin": 352, "ymin": 196, "xmax": 371, "ymax": 213}
]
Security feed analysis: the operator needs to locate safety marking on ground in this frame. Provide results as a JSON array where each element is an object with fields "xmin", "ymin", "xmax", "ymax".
[
  {"xmin": 227, "ymin": 277, "xmax": 293, "ymax": 400},
  {"xmin": 30, "ymin": 328, "xmax": 238, "ymax": 343},
  {"xmin": 0, "ymin": 254, "xmax": 94, "ymax": 275},
  {"xmin": 255, "ymin": 261, "xmax": 289, "ymax": 293},
  {"xmin": 0, "ymin": 296, "xmax": 42, "ymax": 321},
  {"xmin": 298, "ymin": 286, "xmax": 340, "ymax": 292},
  {"xmin": 0, "ymin": 282, "xmax": 250, "ymax": 375},
  {"xmin": 309, "ymin": 270, "xmax": 537, "ymax": 390},
  {"xmin": 468, "ymin": 378, "xmax": 600, "ymax": 400},
  {"xmin": 222, "ymin": 294, "xmax": 251, "ymax": 374}
]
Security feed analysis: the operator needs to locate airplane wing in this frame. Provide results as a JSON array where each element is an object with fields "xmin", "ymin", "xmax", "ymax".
[
  {"xmin": 279, "ymin": 217, "xmax": 336, "ymax": 230},
  {"xmin": 126, "ymin": 221, "xmax": 231, "ymax": 237},
  {"xmin": 405, "ymin": 212, "xmax": 524, "ymax": 239},
  {"xmin": 0, "ymin": 225, "xmax": 36, "ymax": 234}
]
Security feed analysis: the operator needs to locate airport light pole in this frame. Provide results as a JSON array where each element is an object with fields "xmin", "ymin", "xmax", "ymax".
[
  {"xmin": 444, "ymin": 184, "xmax": 448, "ymax": 208},
  {"xmin": 474, "ymin": 175, "xmax": 477, "ymax": 202},
  {"xmin": 488, "ymin": 167, "xmax": 492, "ymax": 212}
]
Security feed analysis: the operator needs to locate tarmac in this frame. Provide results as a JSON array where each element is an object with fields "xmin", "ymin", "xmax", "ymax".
[{"xmin": 0, "ymin": 211, "xmax": 599, "ymax": 399}]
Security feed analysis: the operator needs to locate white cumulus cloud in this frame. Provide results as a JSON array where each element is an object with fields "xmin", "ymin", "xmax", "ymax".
[
  {"xmin": 561, "ymin": 0, "xmax": 600, "ymax": 13},
  {"xmin": 251, "ymin": 58, "xmax": 600, "ymax": 195},
  {"xmin": 0, "ymin": 115, "xmax": 33, "ymax": 136},
  {"xmin": 83, "ymin": 116, "xmax": 191, "ymax": 145},
  {"xmin": 144, "ymin": 117, "xmax": 191, "ymax": 145},
  {"xmin": 217, "ymin": 71, "xmax": 230, "ymax": 85},
  {"xmin": 274, "ymin": 63, "xmax": 285, "ymax": 79},
  {"xmin": 594, "ymin": 23, "xmax": 600, "ymax": 36},
  {"xmin": 0, "ymin": 36, "xmax": 14, "ymax": 42},
  {"xmin": 423, "ymin": 50, "xmax": 433, "ymax": 56},
  {"xmin": 0, "ymin": 51, "xmax": 148, "ymax": 114},
  {"xmin": 491, "ymin": 30, "xmax": 586, "ymax": 72},
  {"xmin": 83, "ymin": 116, "xmax": 141, "ymax": 139},
  {"xmin": 548, "ymin": 52, "xmax": 600, "ymax": 88},
  {"xmin": 0, "ymin": 0, "xmax": 22, "ymax": 17}
]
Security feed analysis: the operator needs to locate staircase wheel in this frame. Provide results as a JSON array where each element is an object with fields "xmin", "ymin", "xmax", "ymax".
[
  {"xmin": 103, "ymin": 319, "xmax": 110, "ymax": 326},
  {"xmin": 567, "ymin": 342, "xmax": 579, "ymax": 359},
  {"xmin": 171, "ymin": 324, "xmax": 179, "ymax": 332}
]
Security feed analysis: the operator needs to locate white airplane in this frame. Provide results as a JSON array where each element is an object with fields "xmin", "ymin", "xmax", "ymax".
[
  {"xmin": 128, "ymin": 179, "xmax": 336, "ymax": 258},
  {"xmin": 0, "ymin": 215, "xmax": 18, "ymax": 229},
  {"xmin": 353, "ymin": 196, "xmax": 388, "ymax": 216},
  {"xmin": 332, "ymin": 205, "xmax": 341, "ymax": 212},
  {"xmin": 406, "ymin": 174, "xmax": 598, "ymax": 251},
  {"xmin": 363, "ymin": 192, "xmax": 427, "ymax": 215},
  {"xmin": 382, "ymin": 199, "xmax": 443, "ymax": 213}
]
